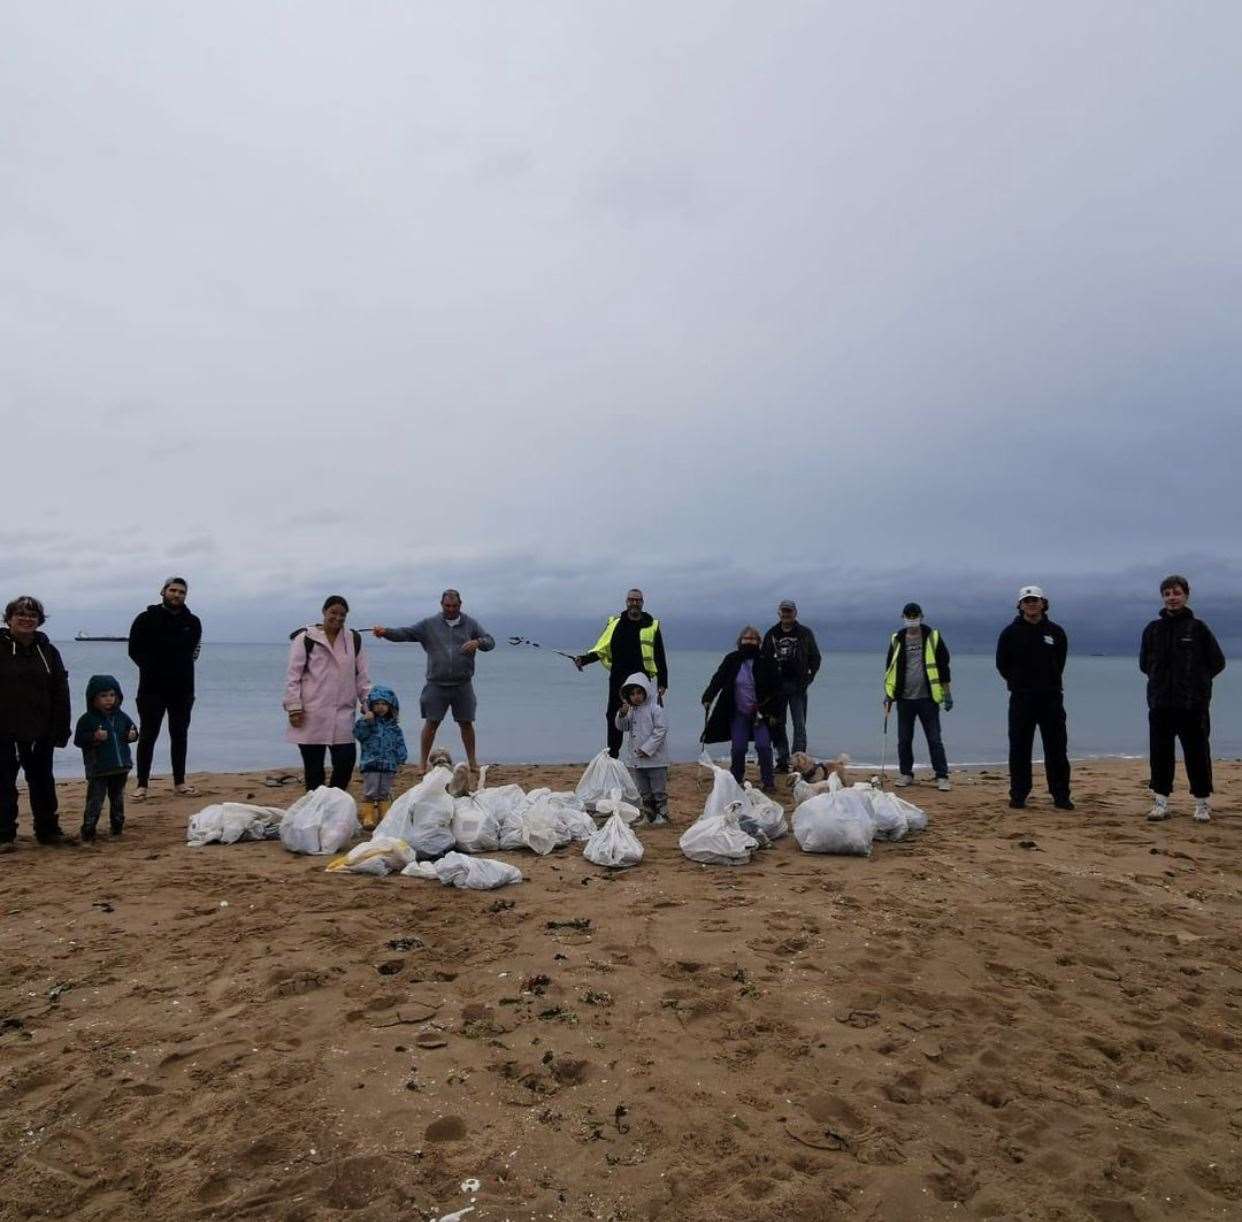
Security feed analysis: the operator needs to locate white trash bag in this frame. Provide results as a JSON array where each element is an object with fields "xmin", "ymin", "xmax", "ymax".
[
  {"xmin": 792, "ymin": 790, "xmax": 874, "ymax": 856},
  {"xmin": 595, "ymin": 786, "xmax": 641, "ymax": 825},
  {"xmin": 280, "ymin": 786, "xmax": 361, "ymax": 855},
  {"xmin": 679, "ymin": 800, "xmax": 758, "ymax": 866},
  {"xmin": 584, "ymin": 812, "xmax": 644, "ymax": 868},
  {"xmin": 474, "ymin": 783, "xmax": 526, "ymax": 821},
  {"xmin": 699, "ymin": 749, "xmax": 747, "ymax": 820},
  {"xmin": 743, "ymin": 782, "xmax": 788, "ymax": 841},
  {"xmin": 575, "ymin": 748, "xmax": 639, "ymax": 810},
  {"xmin": 877, "ymin": 790, "xmax": 928, "ymax": 833},
  {"xmin": 866, "ymin": 790, "xmax": 912, "ymax": 841},
  {"xmin": 430, "ymin": 851, "xmax": 523, "ymax": 889},
  {"xmin": 325, "ymin": 836, "xmax": 415, "ymax": 876},
  {"xmin": 451, "ymin": 794, "xmax": 500, "ymax": 853},
  {"xmin": 375, "ymin": 766, "xmax": 456, "ymax": 859},
  {"xmin": 519, "ymin": 802, "xmax": 565, "ymax": 856},
  {"xmin": 188, "ymin": 802, "xmax": 284, "ymax": 847},
  {"xmin": 551, "ymin": 803, "xmax": 598, "ymax": 843}
]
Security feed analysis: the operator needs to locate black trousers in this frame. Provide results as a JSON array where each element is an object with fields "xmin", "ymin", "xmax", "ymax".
[
  {"xmin": 1008, "ymin": 691, "xmax": 1071, "ymax": 802},
  {"xmin": 605, "ymin": 679, "xmax": 625, "ymax": 758},
  {"xmin": 136, "ymin": 691, "xmax": 195, "ymax": 786},
  {"xmin": 83, "ymin": 772, "xmax": 128, "ymax": 833},
  {"xmin": 896, "ymin": 697, "xmax": 949, "ymax": 778},
  {"xmin": 299, "ymin": 743, "xmax": 356, "ymax": 791},
  {"xmin": 0, "ymin": 736, "xmax": 61, "ymax": 841},
  {"xmin": 1149, "ymin": 706, "xmax": 1213, "ymax": 798}
]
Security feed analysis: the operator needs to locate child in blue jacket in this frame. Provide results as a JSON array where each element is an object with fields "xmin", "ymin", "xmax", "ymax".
[
  {"xmin": 354, "ymin": 684, "xmax": 408, "ymax": 828},
  {"xmin": 73, "ymin": 674, "xmax": 139, "ymax": 841}
]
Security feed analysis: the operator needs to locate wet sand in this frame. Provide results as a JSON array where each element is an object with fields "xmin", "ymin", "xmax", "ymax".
[{"xmin": 1, "ymin": 758, "xmax": 1239, "ymax": 1221}]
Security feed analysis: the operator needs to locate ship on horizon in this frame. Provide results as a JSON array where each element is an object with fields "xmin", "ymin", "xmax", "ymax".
[{"xmin": 74, "ymin": 631, "xmax": 129, "ymax": 642}]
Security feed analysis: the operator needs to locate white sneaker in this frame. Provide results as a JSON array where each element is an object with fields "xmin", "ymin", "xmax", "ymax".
[
  {"xmin": 1146, "ymin": 796, "xmax": 1170, "ymax": 821},
  {"xmin": 936, "ymin": 777, "xmax": 951, "ymax": 792},
  {"xmin": 894, "ymin": 774, "xmax": 913, "ymax": 788},
  {"xmin": 1193, "ymin": 800, "xmax": 1211, "ymax": 824}
]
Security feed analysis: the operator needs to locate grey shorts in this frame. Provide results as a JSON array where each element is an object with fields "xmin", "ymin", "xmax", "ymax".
[{"xmin": 420, "ymin": 682, "xmax": 477, "ymax": 724}]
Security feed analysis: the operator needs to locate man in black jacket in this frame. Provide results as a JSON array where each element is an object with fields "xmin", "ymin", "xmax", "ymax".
[
  {"xmin": 1140, "ymin": 574, "xmax": 1226, "ymax": 823},
  {"xmin": 575, "ymin": 589, "xmax": 669, "ymax": 758},
  {"xmin": 762, "ymin": 600, "xmax": 822, "ymax": 772},
  {"xmin": 995, "ymin": 585, "xmax": 1073, "ymax": 811},
  {"xmin": 128, "ymin": 577, "xmax": 202, "ymax": 799}
]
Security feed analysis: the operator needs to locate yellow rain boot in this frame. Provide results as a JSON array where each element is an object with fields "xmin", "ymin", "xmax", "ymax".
[
  {"xmin": 377, "ymin": 799, "xmax": 392, "ymax": 821},
  {"xmin": 361, "ymin": 800, "xmax": 380, "ymax": 831}
]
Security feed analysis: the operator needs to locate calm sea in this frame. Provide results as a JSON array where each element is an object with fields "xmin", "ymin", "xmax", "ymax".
[{"xmin": 46, "ymin": 643, "xmax": 1242, "ymax": 780}]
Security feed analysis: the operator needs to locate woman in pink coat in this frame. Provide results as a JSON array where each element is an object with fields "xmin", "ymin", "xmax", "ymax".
[{"xmin": 283, "ymin": 595, "xmax": 372, "ymax": 790}]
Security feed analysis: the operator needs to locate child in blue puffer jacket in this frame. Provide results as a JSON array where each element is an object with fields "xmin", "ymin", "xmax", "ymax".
[
  {"xmin": 354, "ymin": 684, "xmax": 408, "ymax": 828},
  {"xmin": 73, "ymin": 674, "xmax": 139, "ymax": 841}
]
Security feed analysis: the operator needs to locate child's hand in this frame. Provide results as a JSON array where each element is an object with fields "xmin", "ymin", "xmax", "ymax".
[
  {"xmin": 127, "ymin": 727, "xmax": 138, "ymax": 742},
  {"xmin": 93, "ymin": 728, "xmax": 108, "ymax": 742},
  {"xmin": 362, "ymin": 709, "xmax": 375, "ymax": 720}
]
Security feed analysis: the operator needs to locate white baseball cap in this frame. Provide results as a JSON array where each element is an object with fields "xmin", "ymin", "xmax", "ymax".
[{"xmin": 1017, "ymin": 585, "xmax": 1045, "ymax": 601}]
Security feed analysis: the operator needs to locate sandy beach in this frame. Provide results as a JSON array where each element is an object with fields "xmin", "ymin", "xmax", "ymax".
[{"xmin": 1, "ymin": 758, "xmax": 1239, "ymax": 1221}]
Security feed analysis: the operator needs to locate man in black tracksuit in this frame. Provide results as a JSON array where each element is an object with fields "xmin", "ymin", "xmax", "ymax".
[
  {"xmin": 995, "ymin": 585, "xmax": 1073, "ymax": 811},
  {"xmin": 128, "ymin": 577, "xmax": 202, "ymax": 796},
  {"xmin": 1139, "ymin": 574, "xmax": 1225, "ymax": 823},
  {"xmin": 762, "ymin": 600, "xmax": 822, "ymax": 771}
]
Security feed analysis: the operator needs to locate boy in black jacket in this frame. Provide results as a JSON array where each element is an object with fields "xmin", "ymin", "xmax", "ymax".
[
  {"xmin": 995, "ymin": 585, "xmax": 1073, "ymax": 811},
  {"xmin": 74, "ymin": 674, "xmax": 138, "ymax": 841},
  {"xmin": 1140, "ymin": 575, "xmax": 1226, "ymax": 823}
]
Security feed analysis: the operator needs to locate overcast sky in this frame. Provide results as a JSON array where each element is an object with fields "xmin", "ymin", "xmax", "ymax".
[{"xmin": 3, "ymin": 2, "xmax": 1239, "ymax": 641}]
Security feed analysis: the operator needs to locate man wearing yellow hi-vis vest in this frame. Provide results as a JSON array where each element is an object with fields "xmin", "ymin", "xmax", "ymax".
[
  {"xmin": 575, "ymin": 589, "xmax": 669, "ymax": 757},
  {"xmin": 883, "ymin": 602, "xmax": 953, "ymax": 791}
]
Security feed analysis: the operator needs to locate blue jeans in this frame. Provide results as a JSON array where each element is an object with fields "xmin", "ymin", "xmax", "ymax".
[
  {"xmin": 770, "ymin": 680, "xmax": 808, "ymax": 766},
  {"xmin": 896, "ymin": 698, "xmax": 948, "ymax": 778},
  {"xmin": 730, "ymin": 711, "xmax": 774, "ymax": 788}
]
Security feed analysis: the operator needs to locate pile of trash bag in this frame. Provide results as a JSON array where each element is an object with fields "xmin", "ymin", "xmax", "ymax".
[
  {"xmin": 187, "ymin": 802, "xmax": 285, "ymax": 847},
  {"xmin": 790, "ymin": 784, "xmax": 929, "ymax": 856},
  {"xmin": 374, "ymin": 766, "xmax": 456, "ymax": 858},
  {"xmin": 280, "ymin": 786, "xmax": 361, "ymax": 855}
]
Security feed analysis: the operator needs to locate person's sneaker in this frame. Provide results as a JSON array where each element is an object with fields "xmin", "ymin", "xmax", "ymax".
[
  {"xmin": 936, "ymin": 777, "xmax": 952, "ymax": 792},
  {"xmin": 109, "ymin": 821, "xmax": 124, "ymax": 836},
  {"xmin": 1008, "ymin": 797, "xmax": 1026, "ymax": 809},
  {"xmin": 1193, "ymin": 799, "xmax": 1211, "ymax": 824},
  {"xmin": 79, "ymin": 826, "xmax": 97, "ymax": 843},
  {"xmin": 133, "ymin": 787, "xmax": 148, "ymax": 802},
  {"xmin": 1146, "ymin": 797, "xmax": 1170, "ymax": 821},
  {"xmin": 1053, "ymin": 798, "xmax": 1076, "ymax": 811},
  {"xmin": 894, "ymin": 774, "xmax": 914, "ymax": 788}
]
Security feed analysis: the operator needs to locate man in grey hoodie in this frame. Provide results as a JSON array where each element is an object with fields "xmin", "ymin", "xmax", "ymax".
[
  {"xmin": 613, "ymin": 672, "xmax": 669, "ymax": 824},
  {"xmin": 372, "ymin": 590, "xmax": 495, "ymax": 773}
]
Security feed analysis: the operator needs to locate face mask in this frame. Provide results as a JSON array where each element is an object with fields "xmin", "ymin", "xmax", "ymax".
[
  {"xmin": 903, "ymin": 618, "xmax": 921, "ymax": 629},
  {"xmin": 740, "ymin": 643, "xmax": 760, "ymax": 657}
]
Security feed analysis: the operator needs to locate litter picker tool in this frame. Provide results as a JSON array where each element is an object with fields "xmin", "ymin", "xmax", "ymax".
[{"xmin": 508, "ymin": 635, "xmax": 579, "ymax": 663}]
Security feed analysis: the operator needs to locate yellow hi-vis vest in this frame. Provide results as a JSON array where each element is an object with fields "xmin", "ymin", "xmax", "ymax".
[
  {"xmin": 884, "ymin": 628, "xmax": 944, "ymax": 703},
  {"xmin": 592, "ymin": 616, "xmax": 660, "ymax": 679}
]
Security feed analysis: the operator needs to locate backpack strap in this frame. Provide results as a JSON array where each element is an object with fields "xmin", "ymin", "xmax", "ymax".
[{"xmin": 292, "ymin": 626, "xmax": 363, "ymax": 673}]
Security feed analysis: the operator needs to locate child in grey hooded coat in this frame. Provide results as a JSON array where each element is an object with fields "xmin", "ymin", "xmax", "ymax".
[{"xmin": 613, "ymin": 672, "xmax": 669, "ymax": 824}]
